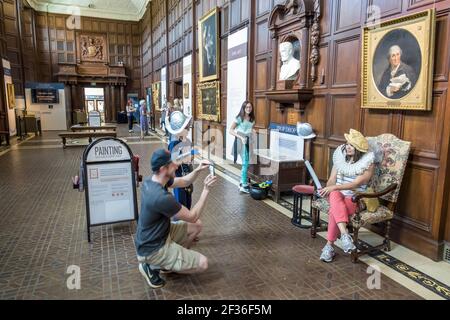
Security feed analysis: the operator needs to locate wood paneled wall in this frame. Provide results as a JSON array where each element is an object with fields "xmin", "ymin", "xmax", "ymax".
[
  {"xmin": 0, "ymin": 0, "xmax": 10, "ymax": 136},
  {"xmin": 2, "ymin": 0, "xmax": 30, "ymax": 96},
  {"xmin": 33, "ymin": 12, "xmax": 141, "ymax": 93},
  {"xmin": 1, "ymin": 0, "xmax": 449, "ymax": 259},
  {"xmin": 310, "ymin": 0, "xmax": 450, "ymax": 260},
  {"xmin": 2, "ymin": 0, "xmax": 142, "ymax": 97},
  {"xmin": 140, "ymin": 0, "xmax": 450, "ymax": 260}
]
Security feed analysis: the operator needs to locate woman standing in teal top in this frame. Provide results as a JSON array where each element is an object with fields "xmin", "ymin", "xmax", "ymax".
[{"xmin": 229, "ymin": 101, "xmax": 255, "ymax": 193}]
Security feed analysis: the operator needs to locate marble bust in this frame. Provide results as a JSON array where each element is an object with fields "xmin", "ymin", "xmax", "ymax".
[{"xmin": 279, "ymin": 42, "xmax": 300, "ymax": 81}]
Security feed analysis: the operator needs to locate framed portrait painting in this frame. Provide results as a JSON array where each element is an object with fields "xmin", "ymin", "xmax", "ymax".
[
  {"xmin": 6, "ymin": 83, "xmax": 15, "ymax": 109},
  {"xmin": 152, "ymin": 82, "xmax": 161, "ymax": 111},
  {"xmin": 361, "ymin": 9, "xmax": 435, "ymax": 110},
  {"xmin": 183, "ymin": 83, "xmax": 190, "ymax": 99},
  {"xmin": 146, "ymin": 87, "xmax": 152, "ymax": 113},
  {"xmin": 197, "ymin": 81, "xmax": 220, "ymax": 122},
  {"xmin": 198, "ymin": 8, "xmax": 220, "ymax": 82}
]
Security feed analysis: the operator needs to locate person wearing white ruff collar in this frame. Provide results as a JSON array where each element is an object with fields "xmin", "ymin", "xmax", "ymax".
[
  {"xmin": 318, "ymin": 129, "xmax": 375, "ymax": 263},
  {"xmin": 166, "ymin": 111, "xmax": 194, "ymax": 209}
]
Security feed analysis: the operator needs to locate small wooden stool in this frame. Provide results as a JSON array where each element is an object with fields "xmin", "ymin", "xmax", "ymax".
[{"xmin": 291, "ymin": 185, "xmax": 314, "ymax": 229}]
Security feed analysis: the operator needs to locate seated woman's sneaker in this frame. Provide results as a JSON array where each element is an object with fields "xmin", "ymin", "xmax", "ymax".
[
  {"xmin": 340, "ymin": 233, "xmax": 356, "ymax": 253},
  {"xmin": 320, "ymin": 244, "xmax": 336, "ymax": 263}
]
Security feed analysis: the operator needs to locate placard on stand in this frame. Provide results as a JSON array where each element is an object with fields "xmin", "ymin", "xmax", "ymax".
[{"xmin": 82, "ymin": 138, "xmax": 138, "ymax": 242}]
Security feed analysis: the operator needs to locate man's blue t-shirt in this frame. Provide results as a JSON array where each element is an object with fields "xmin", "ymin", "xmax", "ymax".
[{"xmin": 134, "ymin": 178, "xmax": 181, "ymax": 257}]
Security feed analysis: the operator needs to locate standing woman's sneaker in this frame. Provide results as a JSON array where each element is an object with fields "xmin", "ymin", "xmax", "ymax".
[
  {"xmin": 320, "ymin": 244, "xmax": 336, "ymax": 263},
  {"xmin": 341, "ymin": 233, "xmax": 356, "ymax": 253},
  {"xmin": 138, "ymin": 263, "xmax": 165, "ymax": 288},
  {"xmin": 239, "ymin": 184, "xmax": 250, "ymax": 194}
]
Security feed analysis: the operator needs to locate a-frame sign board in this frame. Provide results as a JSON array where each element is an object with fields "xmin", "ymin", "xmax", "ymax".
[{"xmin": 82, "ymin": 138, "xmax": 138, "ymax": 242}]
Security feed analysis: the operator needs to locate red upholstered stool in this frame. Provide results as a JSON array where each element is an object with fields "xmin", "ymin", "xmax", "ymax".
[{"xmin": 291, "ymin": 184, "xmax": 314, "ymax": 229}]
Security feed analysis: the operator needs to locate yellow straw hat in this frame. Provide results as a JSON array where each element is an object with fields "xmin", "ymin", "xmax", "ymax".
[{"xmin": 344, "ymin": 129, "xmax": 369, "ymax": 153}]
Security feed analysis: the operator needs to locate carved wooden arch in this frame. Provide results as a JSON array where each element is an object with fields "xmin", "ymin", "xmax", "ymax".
[{"xmin": 268, "ymin": 0, "xmax": 317, "ymax": 29}]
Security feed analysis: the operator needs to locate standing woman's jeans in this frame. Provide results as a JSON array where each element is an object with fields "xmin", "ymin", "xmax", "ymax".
[
  {"xmin": 241, "ymin": 137, "xmax": 250, "ymax": 186},
  {"xmin": 128, "ymin": 115, "xmax": 133, "ymax": 130},
  {"xmin": 140, "ymin": 115, "xmax": 148, "ymax": 135}
]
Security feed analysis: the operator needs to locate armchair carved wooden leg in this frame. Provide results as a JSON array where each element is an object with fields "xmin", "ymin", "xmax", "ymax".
[
  {"xmin": 384, "ymin": 220, "xmax": 392, "ymax": 252},
  {"xmin": 351, "ymin": 226, "xmax": 360, "ymax": 263},
  {"xmin": 311, "ymin": 207, "xmax": 318, "ymax": 238}
]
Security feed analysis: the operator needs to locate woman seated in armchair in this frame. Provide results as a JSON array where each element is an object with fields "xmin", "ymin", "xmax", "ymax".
[{"xmin": 318, "ymin": 129, "xmax": 375, "ymax": 263}]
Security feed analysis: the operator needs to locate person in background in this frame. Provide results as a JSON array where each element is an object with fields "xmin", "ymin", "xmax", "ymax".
[
  {"xmin": 166, "ymin": 111, "xmax": 194, "ymax": 209},
  {"xmin": 318, "ymin": 129, "xmax": 375, "ymax": 263},
  {"xmin": 135, "ymin": 149, "xmax": 216, "ymax": 288},
  {"xmin": 126, "ymin": 99, "xmax": 136, "ymax": 133},
  {"xmin": 229, "ymin": 101, "xmax": 255, "ymax": 194},
  {"xmin": 178, "ymin": 98, "xmax": 184, "ymax": 113},
  {"xmin": 160, "ymin": 97, "xmax": 167, "ymax": 131},
  {"xmin": 139, "ymin": 99, "xmax": 149, "ymax": 140},
  {"xmin": 173, "ymin": 98, "xmax": 183, "ymax": 112},
  {"xmin": 165, "ymin": 102, "xmax": 176, "ymax": 140}
]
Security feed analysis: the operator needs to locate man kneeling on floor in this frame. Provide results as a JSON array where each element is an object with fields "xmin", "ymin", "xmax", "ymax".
[{"xmin": 135, "ymin": 148, "xmax": 217, "ymax": 288}]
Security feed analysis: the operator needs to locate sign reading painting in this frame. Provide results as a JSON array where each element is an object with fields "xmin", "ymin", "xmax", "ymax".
[
  {"xmin": 78, "ymin": 33, "xmax": 107, "ymax": 63},
  {"xmin": 362, "ymin": 9, "xmax": 435, "ymax": 110},
  {"xmin": 197, "ymin": 81, "xmax": 220, "ymax": 122},
  {"xmin": 198, "ymin": 8, "xmax": 220, "ymax": 82}
]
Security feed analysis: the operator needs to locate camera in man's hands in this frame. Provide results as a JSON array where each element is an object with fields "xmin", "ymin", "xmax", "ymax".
[{"xmin": 209, "ymin": 164, "xmax": 215, "ymax": 177}]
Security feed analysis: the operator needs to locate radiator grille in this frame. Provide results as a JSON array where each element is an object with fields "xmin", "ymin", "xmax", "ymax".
[{"xmin": 444, "ymin": 243, "xmax": 450, "ymax": 264}]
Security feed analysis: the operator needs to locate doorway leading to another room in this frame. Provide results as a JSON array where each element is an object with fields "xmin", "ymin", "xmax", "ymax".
[{"xmin": 84, "ymin": 87, "xmax": 105, "ymax": 123}]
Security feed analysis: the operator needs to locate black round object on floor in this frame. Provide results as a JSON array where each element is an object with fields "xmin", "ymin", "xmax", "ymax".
[{"xmin": 250, "ymin": 184, "xmax": 269, "ymax": 200}]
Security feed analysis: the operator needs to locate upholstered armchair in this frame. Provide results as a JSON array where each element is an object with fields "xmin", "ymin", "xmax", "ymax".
[{"xmin": 310, "ymin": 134, "xmax": 411, "ymax": 263}]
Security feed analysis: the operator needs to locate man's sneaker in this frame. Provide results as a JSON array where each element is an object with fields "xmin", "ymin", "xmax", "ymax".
[
  {"xmin": 320, "ymin": 244, "xmax": 336, "ymax": 263},
  {"xmin": 138, "ymin": 263, "xmax": 165, "ymax": 288},
  {"xmin": 341, "ymin": 233, "xmax": 356, "ymax": 253},
  {"xmin": 239, "ymin": 184, "xmax": 250, "ymax": 194},
  {"xmin": 128, "ymin": 129, "xmax": 133, "ymax": 133}
]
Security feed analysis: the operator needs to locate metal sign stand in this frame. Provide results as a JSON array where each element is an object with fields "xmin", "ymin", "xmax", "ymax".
[{"xmin": 82, "ymin": 138, "xmax": 138, "ymax": 242}]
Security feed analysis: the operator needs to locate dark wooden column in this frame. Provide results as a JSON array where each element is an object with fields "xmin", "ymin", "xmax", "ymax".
[
  {"xmin": 120, "ymin": 85, "xmax": 125, "ymax": 112},
  {"xmin": 110, "ymin": 84, "xmax": 116, "ymax": 122},
  {"xmin": 298, "ymin": 27, "xmax": 309, "ymax": 89},
  {"xmin": 71, "ymin": 84, "xmax": 77, "ymax": 110},
  {"xmin": 104, "ymin": 86, "xmax": 110, "ymax": 122},
  {"xmin": 270, "ymin": 34, "xmax": 278, "ymax": 90}
]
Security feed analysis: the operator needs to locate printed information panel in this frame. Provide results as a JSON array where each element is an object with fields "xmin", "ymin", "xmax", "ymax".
[
  {"xmin": 83, "ymin": 138, "xmax": 138, "ymax": 241},
  {"xmin": 87, "ymin": 162, "xmax": 134, "ymax": 225}
]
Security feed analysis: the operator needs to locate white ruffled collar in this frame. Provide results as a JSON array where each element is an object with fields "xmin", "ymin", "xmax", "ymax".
[{"xmin": 333, "ymin": 145, "xmax": 374, "ymax": 176}]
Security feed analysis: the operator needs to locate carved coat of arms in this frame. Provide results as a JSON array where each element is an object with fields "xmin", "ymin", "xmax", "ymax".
[{"xmin": 78, "ymin": 34, "xmax": 107, "ymax": 63}]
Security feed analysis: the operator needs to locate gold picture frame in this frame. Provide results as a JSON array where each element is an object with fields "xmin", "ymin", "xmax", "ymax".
[
  {"xmin": 183, "ymin": 83, "xmax": 190, "ymax": 99},
  {"xmin": 6, "ymin": 83, "xmax": 15, "ymax": 109},
  {"xmin": 198, "ymin": 8, "xmax": 220, "ymax": 82},
  {"xmin": 361, "ymin": 9, "xmax": 435, "ymax": 110},
  {"xmin": 152, "ymin": 82, "xmax": 161, "ymax": 111},
  {"xmin": 197, "ymin": 81, "xmax": 220, "ymax": 122}
]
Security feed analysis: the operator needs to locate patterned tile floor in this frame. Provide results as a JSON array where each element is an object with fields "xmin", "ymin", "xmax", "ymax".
[{"xmin": 0, "ymin": 126, "xmax": 420, "ymax": 299}]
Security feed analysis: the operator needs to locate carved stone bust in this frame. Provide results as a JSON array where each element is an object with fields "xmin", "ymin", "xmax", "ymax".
[{"xmin": 279, "ymin": 42, "xmax": 300, "ymax": 81}]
